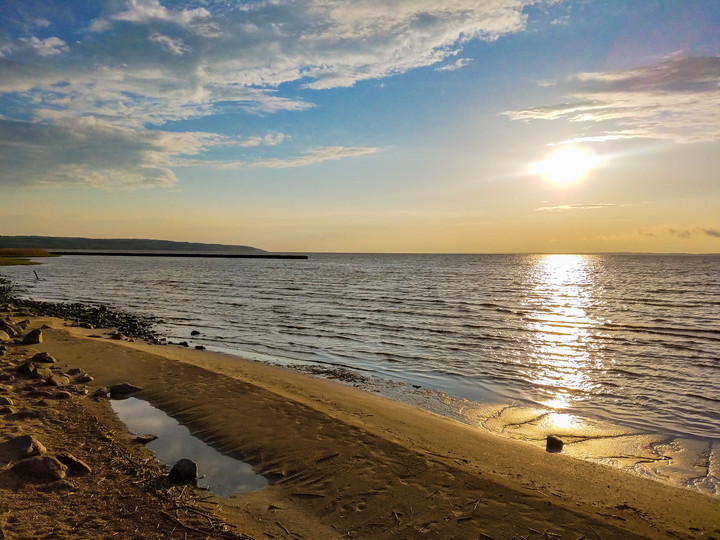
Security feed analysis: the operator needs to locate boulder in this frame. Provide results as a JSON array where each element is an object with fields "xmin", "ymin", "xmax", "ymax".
[
  {"xmin": 92, "ymin": 388, "xmax": 108, "ymax": 399},
  {"xmin": 46, "ymin": 375, "xmax": 70, "ymax": 387},
  {"xmin": 67, "ymin": 368, "xmax": 84, "ymax": 376},
  {"xmin": 16, "ymin": 362, "xmax": 36, "ymax": 377},
  {"xmin": 0, "ymin": 331, "xmax": 10, "ymax": 342},
  {"xmin": 10, "ymin": 456, "xmax": 67, "ymax": 482},
  {"xmin": 546, "ymin": 435, "xmax": 564, "ymax": 453},
  {"xmin": 0, "ymin": 406, "xmax": 16, "ymax": 415},
  {"xmin": 75, "ymin": 375, "xmax": 94, "ymax": 383},
  {"xmin": 168, "ymin": 458, "xmax": 197, "ymax": 484},
  {"xmin": 57, "ymin": 453, "xmax": 92, "ymax": 475},
  {"xmin": 29, "ymin": 352, "xmax": 56, "ymax": 364},
  {"xmin": 32, "ymin": 367, "xmax": 53, "ymax": 380},
  {"xmin": 109, "ymin": 382, "xmax": 143, "ymax": 398},
  {"xmin": 0, "ymin": 396, "xmax": 13, "ymax": 406},
  {"xmin": 5, "ymin": 435, "xmax": 47, "ymax": 458},
  {"xmin": 21, "ymin": 329, "xmax": 42, "ymax": 345}
]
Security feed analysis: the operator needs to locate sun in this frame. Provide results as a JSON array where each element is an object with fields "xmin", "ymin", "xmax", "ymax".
[{"xmin": 533, "ymin": 146, "xmax": 600, "ymax": 185}]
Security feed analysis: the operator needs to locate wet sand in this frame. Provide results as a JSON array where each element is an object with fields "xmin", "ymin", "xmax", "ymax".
[{"xmin": 25, "ymin": 318, "xmax": 720, "ymax": 538}]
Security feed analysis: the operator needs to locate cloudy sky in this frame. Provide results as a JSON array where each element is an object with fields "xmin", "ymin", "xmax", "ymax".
[{"xmin": 1, "ymin": 0, "xmax": 719, "ymax": 253}]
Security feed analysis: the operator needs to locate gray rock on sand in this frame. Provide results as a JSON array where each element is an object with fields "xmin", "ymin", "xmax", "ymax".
[
  {"xmin": 168, "ymin": 458, "xmax": 198, "ymax": 484},
  {"xmin": 109, "ymin": 382, "xmax": 143, "ymax": 398},
  {"xmin": 21, "ymin": 329, "xmax": 42, "ymax": 345},
  {"xmin": 10, "ymin": 456, "xmax": 67, "ymax": 482}
]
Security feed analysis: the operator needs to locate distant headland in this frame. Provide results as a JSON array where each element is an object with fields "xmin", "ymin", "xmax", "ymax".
[{"xmin": 0, "ymin": 236, "xmax": 308, "ymax": 260}]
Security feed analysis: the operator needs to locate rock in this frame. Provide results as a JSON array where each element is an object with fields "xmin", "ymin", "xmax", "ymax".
[
  {"xmin": 75, "ymin": 375, "xmax": 94, "ymax": 383},
  {"xmin": 92, "ymin": 388, "xmax": 108, "ymax": 398},
  {"xmin": 57, "ymin": 453, "xmax": 92, "ymax": 475},
  {"xmin": 110, "ymin": 332, "xmax": 125, "ymax": 341},
  {"xmin": 168, "ymin": 458, "xmax": 197, "ymax": 484},
  {"xmin": 0, "ymin": 396, "xmax": 13, "ymax": 406},
  {"xmin": 0, "ymin": 406, "xmax": 16, "ymax": 415},
  {"xmin": 32, "ymin": 367, "xmax": 53, "ymax": 380},
  {"xmin": 191, "ymin": 330, "xmax": 201, "ymax": 336},
  {"xmin": 29, "ymin": 352, "xmax": 56, "ymax": 364},
  {"xmin": 546, "ymin": 435, "xmax": 564, "ymax": 453},
  {"xmin": 16, "ymin": 362, "xmax": 36, "ymax": 377},
  {"xmin": 195, "ymin": 345, "xmax": 206, "ymax": 350},
  {"xmin": 10, "ymin": 456, "xmax": 67, "ymax": 482},
  {"xmin": 178, "ymin": 341, "xmax": 189, "ymax": 347},
  {"xmin": 21, "ymin": 329, "xmax": 42, "ymax": 345},
  {"xmin": 42, "ymin": 479, "xmax": 76, "ymax": 492},
  {"xmin": 67, "ymin": 368, "xmax": 84, "ymax": 376},
  {"xmin": 53, "ymin": 391, "xmax": 72, "ymax": 399},
  {"xmin": 134, "ymin": 434, "xmax": 158, "ymax": 445},
  {"xmin": 109, "ymin": 382, "xmax": 143, "ymax": 398},
  {"xmin": 5, "ymin": 435, "xmax": 47, "ymax": 458},
  {"xmin": 0, "ymin": 330, "xmax": 10, "ymax": 342},
  {"xmin": 46, "ymin": 375, "xmax": 70, "ymax": 387}
]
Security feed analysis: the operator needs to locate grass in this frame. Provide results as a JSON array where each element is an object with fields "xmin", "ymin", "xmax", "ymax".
[
  {"xmin": 0, "ymin": 257, "xmax": 42, "ymax": 266},
  {"xmin": 0, "ymin": 248, "xmax": 55, "ymax": 266}
]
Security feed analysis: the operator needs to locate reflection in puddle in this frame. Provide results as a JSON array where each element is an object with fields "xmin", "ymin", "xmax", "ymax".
[{"xmin": 111, "ymin": 397, "xmax": 267, "ymax": 496}]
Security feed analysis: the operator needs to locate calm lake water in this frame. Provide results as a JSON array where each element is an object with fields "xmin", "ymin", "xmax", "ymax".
[{"xmin": 4, "ymin": 253, "xmax": 719, "ymax": 444}]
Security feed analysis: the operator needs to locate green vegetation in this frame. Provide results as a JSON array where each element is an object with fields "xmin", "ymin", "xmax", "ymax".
[
  {"xmin": 0, "ymin": 257, "xmax": 42, "ymax": 266},
  {"xmin": 0, "ymin": 248, "xmax": 55, "ymax": 266}
]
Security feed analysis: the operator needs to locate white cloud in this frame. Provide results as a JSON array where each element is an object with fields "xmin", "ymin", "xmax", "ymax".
[
  {"xmin": 0, "ymin": 0, "xmax": 540, "ymax": 187},
  {"xmin": 249, "ymin": 146, "xmax": 379, "ymax": 168},
  {"xmin": 436, "ymin": 58, "xmax": 473, "ymax": 72},
  {"xmin": 505, "ymin": 55, "xmax": 720, "ymax": 143}
]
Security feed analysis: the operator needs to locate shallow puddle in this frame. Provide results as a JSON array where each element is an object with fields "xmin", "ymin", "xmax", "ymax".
[{"xmin": 110, "ymin": 397, "xmax": 268, "ymax": 496}]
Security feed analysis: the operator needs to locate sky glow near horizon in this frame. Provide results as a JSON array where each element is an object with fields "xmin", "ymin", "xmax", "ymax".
[{"xmin": 1, "ymin": 0, "xmax": 719, "ymax": 253}]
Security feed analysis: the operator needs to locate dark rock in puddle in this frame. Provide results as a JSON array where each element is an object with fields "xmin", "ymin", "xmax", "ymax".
[
  {"xmin": 168, "ymin": 458, "xmax": 197, "ymax": 484},
  {"xmin": 29, "ymin": 352, "xmax": 56, "ymax": 364},
  {"xmin": 134, "ymin": 434, "xmax": 158, "ymax": 445},
  {"xmin": 10, "ymin": 456, "xmax": 67, "ymax": 481},
  {"xmin": 0, "ymin": 396, "xmax": 13, "ymax": 406},
  {"xmin": 3, "ymin": 435, "xmax": 47, "ymax": 458},
  {"xmin": 21, "ymin": 329, "xmax": 42, "ymax": 345},
  {"xmin": 546, "ymin": 435, "xmax": 564, "ymax": 453},
  {"xmin": 195, "ymin": 345, "xmax": 206, "ymax": 350},
  {"xmin": 92, "ymin": 388, "xmax": 108, "ymax": 399},
  {"xmin": 109, "ymin": 382, "xmax": 143, "ymax": 398},
  {"xmin": 178, "ymin": 341, "xmax": 189, "ymax": 347},
  {"xmin": 57, "ymin": 453, "xmax": 92, "ymax": 475},
  {"xmin": 191, "ymin": 330, "xmax": 201, "ymax": 336}
]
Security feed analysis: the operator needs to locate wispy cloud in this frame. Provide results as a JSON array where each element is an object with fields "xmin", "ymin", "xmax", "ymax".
[
  {"xmin": 637, "ymin": 225, "xmax": 720, "ymax": 239},
  {"xmin": 0, "ymin": 0, "xmax": 540, "ymax": 187},
  {"xmin": 535, "ymin": 203, "xmax": 616, "ymax": 212},
  {"xmin": 505, "ymin": 54, "xmax": 720, "ymax": 143}
]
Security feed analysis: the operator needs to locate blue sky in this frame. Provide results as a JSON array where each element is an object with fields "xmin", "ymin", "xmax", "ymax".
[{"xmin": 1, "ymin": 0, "xmax": 719, "ymax": 252}]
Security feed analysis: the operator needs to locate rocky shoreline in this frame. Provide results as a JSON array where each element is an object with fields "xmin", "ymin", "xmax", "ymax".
[
  {"xmin": 0, "ymin": 289, "xmax": 250, "ymax": 538},
  {"xmin": 0, "ymin": 277, "xmax": 159, "ymax": 341}
]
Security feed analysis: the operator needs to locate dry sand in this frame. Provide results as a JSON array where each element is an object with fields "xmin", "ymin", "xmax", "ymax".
[{"xmin": 4, "ymin": 315, "xmax": 720, "ymax": 539}]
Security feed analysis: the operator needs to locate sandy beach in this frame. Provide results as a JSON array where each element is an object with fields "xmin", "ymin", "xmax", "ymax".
[{"xmin": 1, "ymin": 313, "xmax": 719, "ymax": 539}]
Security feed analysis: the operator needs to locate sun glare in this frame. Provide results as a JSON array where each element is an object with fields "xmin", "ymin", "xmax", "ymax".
[{"xmin": 533, "ymin": 147, "xmax": 600, "ymax": 185}]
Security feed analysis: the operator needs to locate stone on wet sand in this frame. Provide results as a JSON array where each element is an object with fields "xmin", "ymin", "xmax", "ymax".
[
  {"xmin": 134, "ymin": 434, "xmax": 158, "ymax": 445},
  {"xmin": 0, "ymin": 396, "xmax": 13, "ymax": 406},
  {"xmin": 32, "ymin": 367, "xmax": 53, "ymax": 380},
  {"xmin": 546, "ymin": 435, "xmax": 564, "ymax": 453},
  {"xmin": 168, "ymin": 458, "xmax": 197, "ymax": 484},
  {"xmin": 46, "ymin": 374, "xmax": 70, "ymax": 387}
]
